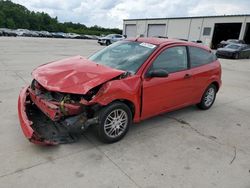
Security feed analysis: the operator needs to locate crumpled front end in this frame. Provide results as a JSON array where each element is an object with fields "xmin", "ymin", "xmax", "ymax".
[
  {"xmin": 18, "ymin": 81, "xmax": 100, "ymax": 145},
  {"xmin": 18, "ymin": 86, "xmax": 56, "ymax": 145}
]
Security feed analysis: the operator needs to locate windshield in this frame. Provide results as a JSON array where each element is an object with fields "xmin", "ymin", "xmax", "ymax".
[
  {"xmin": 226, "ymin": 44, "xmax": 241, "ymax": 50},
  {"xmin": 89, "ymin": 41, "xmax": 157, "ymax": 74},
  {"xmin": 104, "ymin": 34, "xmax": 113, "ymax": 38},
  {"xmin": 227, "ymin": 40, "xmax": 238, "ymax": 43}
]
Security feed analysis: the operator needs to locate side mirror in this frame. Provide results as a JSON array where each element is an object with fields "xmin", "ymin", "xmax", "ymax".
[{"xmin": 146, "ymin": 69, "xmax": 169, "ymax": 78}]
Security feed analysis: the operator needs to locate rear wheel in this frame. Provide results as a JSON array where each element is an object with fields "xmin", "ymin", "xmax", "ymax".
[
  {"xmin": 97, "ymin": 102, "xmax": 132, "ymax": 143},
  {"xmin": 197, "ymin": 84, "xmax": 217, "ymax": 110}
]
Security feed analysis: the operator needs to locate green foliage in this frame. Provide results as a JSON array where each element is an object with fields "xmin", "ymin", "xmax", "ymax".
[{"xmin": 0, "ymin": 0, "xmax": 122, "ymax": 35}]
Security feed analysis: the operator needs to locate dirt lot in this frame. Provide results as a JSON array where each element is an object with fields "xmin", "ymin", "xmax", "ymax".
[{"xmin": 0, "ymin": 37, "xmax": 250, "ymax": 188}]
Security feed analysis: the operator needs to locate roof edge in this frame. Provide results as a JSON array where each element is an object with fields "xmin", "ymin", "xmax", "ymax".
[{"xmin": 123, "ymin": 14, "xmax": 250, "ymax": 21}]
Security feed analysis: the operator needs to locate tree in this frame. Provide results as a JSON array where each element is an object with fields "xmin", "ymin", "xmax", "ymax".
[{"xmin": 0, "ymin": 0, "xmax": 122, "ymax": 35}]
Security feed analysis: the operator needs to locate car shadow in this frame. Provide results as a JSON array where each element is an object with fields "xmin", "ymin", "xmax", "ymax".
[
  {"xmin": 28, "ymin": 105, "xmax": 199, "ymax": 152},
  {"xmin": 82, "ymin": 105, "xmax": 198, "ymax": 145}
]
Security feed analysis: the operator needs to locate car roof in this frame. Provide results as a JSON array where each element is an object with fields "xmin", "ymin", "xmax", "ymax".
[{"xmin": 126, "ymin": 37, "xmax": 211, "ymax": 51}]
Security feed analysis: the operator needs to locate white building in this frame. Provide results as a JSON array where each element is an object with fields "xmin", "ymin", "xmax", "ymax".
[{"xmin": 123, "ymin": 15, "xmax": 250, "ymax": 48}]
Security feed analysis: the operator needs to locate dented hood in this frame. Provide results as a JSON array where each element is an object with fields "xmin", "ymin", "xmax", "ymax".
[{"xmin": 32, "ymin": 56, "xmax": 125, "ymax": 94}]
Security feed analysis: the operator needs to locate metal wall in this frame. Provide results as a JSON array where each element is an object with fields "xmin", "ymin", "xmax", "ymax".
[{"xmin": 123, "ymin": 15, "xmax": 250, "ymax": 47}]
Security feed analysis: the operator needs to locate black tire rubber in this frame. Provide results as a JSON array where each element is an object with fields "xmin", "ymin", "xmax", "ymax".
[
  {"xmin": 234, "ymin": 53, "xmax": 239, "ymax": 59},
  {"xmin": 106, "ymin": 40, "xmax": 111, "ymax": 46},
  {"xmin": 197, "ymin": 84, "xmax": 217, "ymax": 110},
  {"xmin": 97, "ymin": 102, "xmax": 132, "ymax": 143}
]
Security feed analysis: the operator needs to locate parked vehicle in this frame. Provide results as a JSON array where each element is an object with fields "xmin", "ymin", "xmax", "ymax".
[
  {"xmin": 98, "ymin": 34, "xmax": 125, "ymax": 45},
  {"xmin": 16, "ymin": 29, "xmax": 32, "ymax": 37},
  {"xmin": 65, "ymin": 33, "xmax": 81, "ymax": 39},
  {"xmin": 18, "ymin": 38, "xmax": 221, "ymax": 145},
  {"xmin": 0, "ymin": 30, "xmax": 3, "ymax": 36},
  {"xmin": 217, "ymin": 39, "xmax": 245, "ymax": 48},
  {"xmin": 29, "ymin": 30, "xmax": 39, "ymax": 37},
  {"xmin": 216, "ymin": 44, "xmax": 250, "ymax": 59},
  {"xmin": 0, "ymin": 28, "xmax": 17, "ymax": 37},
  {"xmin": 75, "ymin": 35, "xmax": 89, "ymax": 39},
  {"xmin": 84, "ymin": 35, "xmax": 98, "ymax": 40},
  {"xmin": 51, "ymin": 32, "xmax": 67, "ymax": 38},
  {"xmin": 37, "ymin": 31, "xmax": 53, "ymax": 38}
]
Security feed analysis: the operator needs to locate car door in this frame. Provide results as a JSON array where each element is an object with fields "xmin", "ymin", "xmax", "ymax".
[
  {"xmin": 113, "ymin": 35, "xmax": 122, "ymax": 42},
  {"xmin": 141, "ymin": 46, "xmax": 193, "ymax": 119}
]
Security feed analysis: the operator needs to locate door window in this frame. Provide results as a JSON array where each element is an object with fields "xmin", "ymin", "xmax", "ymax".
[
  {"xmin": 150, "ymin": 46, "xmax": 188, "ymax": 73},
  {"xmin": 115, "ymin": 35, "xmax": 122, "ymax": 38}
]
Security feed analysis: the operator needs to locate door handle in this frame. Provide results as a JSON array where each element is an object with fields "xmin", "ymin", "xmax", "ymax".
[{"xmin": 184, "ymin": 74, "xmax": 192, "ymax": 79}]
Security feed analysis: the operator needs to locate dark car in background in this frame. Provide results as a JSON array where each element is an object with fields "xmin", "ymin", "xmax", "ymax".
[
  {"xmin": 217, "ymin": 39, "xmax": 245, "ymax": 48},
  {"xmin": 0, "ymin": 28, "xmax": 17, "ymax": 37},
  {"xmin": 216, "ymin": 44, "xmax": 250, "ymax": 59},
  {"xmin": 37, "ymin": 31, "xmax": 53, "ymax": 38}
]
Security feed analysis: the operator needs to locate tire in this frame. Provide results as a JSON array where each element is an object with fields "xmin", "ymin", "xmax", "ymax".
[
  {"xmin": 234, "ymin": 53, "xmax": 239, "ymax": 59},
  {"xmin": 97, "ymin": 102, "xmax": 132, "ymax": 143},
  {"xmin": 197, "ymin": 84, "xmax": 217, "ymax": 110},
  {"xmin": 106, "ymin": 40, "xmax": 111, "ymax": 46}
]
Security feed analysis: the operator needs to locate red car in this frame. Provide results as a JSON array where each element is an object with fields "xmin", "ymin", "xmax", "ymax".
[{"xmin": 18, "ymin": 38, "xmax": 221, "ymax": 145}]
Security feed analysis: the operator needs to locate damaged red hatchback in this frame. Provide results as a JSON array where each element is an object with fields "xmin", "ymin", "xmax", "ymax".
[{"xmin": 18, "ymin": 38, "xmax": 221, "ymax": 145}]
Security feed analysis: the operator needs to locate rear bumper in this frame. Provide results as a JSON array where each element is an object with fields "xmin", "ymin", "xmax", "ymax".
[
  {"xmin": 18, "ymin": 86, "xmax": 56, "ymax": 145},
  {"xmin": 216, "ymin": 52, "xmax": 234, "ymax": 59}
]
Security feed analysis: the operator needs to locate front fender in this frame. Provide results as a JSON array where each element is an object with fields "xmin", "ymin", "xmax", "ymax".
[{"xmin": 90, "ymin": 76, "xmax": 142, "ymax": 122}]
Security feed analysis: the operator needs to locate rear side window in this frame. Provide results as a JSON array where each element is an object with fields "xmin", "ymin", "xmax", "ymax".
[
  {"xmin": 189, "ymin": 46, "xmax": 217, "ymax": 68},
  {"xmin": 115, "ymin": 35, "xmax": 122, "ymax": 38}
]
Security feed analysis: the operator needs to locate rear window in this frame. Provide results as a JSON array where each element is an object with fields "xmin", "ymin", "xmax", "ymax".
[{"xmin": 189, "ymin": 46, "xmax": 217, "ymax": 68}]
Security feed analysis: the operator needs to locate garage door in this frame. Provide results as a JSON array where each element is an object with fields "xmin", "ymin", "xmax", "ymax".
[
  {"xmin": 147, "ymin": 24, "xmax": 166, "ymax": 37},
  {"xmin": 125, "ymin": 24, "xmax": 136, "ymax": 37}
]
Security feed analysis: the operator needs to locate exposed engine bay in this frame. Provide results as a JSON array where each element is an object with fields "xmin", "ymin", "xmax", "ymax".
[{"xmin": 25, "ymin": 80, "xmax": 101, "ymax": 144}]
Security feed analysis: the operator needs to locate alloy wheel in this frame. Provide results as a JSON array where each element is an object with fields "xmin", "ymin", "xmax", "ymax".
[
  {"xmin": 104, "ymin": 109, "xmax": 128, "ymax": 138},
  {"xmin": 204, "ymin": 87, "xmax": 215, "ymax": 107}
]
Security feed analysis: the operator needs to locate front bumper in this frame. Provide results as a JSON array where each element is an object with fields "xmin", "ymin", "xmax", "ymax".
[
  {"xmin": 18, "ymin": 86, "xmax": 56, "ymax": 145},
  {"xmin": 18, "ymin": 86, "xmax": 97, "ymax": 145},
  {"xmin": 98, "ymin": 39, "xmax": 107, "ymax": 44}
]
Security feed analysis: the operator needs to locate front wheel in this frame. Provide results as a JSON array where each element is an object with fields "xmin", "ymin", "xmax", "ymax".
[
  {"xmin": 234, "ymin": 53, "xmax": 239, "ymax": 59},
  {"xmin": 97, "ymin": 102, "xmax": 132, "ymax": 143},
  {"xmin": 197, "ymin": 84, "xmax": 217, "ymax": 110},
  {"xmin": 106, "ymin": 40, "xmax": 111, "ymax": 46}
]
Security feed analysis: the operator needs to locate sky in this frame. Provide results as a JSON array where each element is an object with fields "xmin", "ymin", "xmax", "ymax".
[{"xmin": 12, "ymin": 0, "xmax": 250, "ymax": 29}]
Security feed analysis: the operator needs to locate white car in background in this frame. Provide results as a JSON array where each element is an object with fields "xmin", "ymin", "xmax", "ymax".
[
  {"xmin": 98, "ymin": 34, "xmax": 125, "ymax": 45},
  {"xmin": 65, "ymin": 33, "xmax": 81, "ymax": 39}
]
